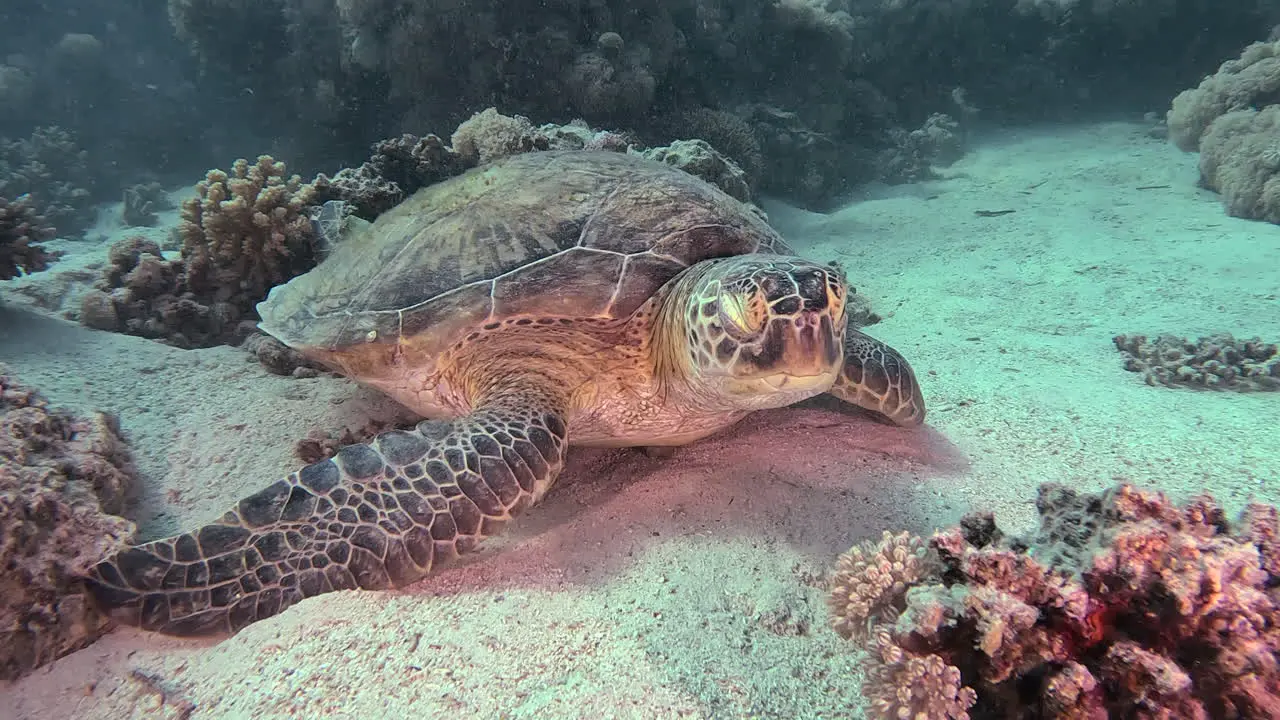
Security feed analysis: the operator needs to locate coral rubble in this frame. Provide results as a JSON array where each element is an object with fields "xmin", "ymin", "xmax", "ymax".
[
  {"xmin": 1114, "ymin": 333, "xmax": 1280, "ymax": 390},
  {"xmin": 0, "ymin": 194, "xmax": 56, "ymax": 280},
  {"xmin": 829, "ymin": 483, "xmax": 1280, "ymax": 719},
  {"xmin": 0, "ymin": 369, "xmax": 136, "ymax": 679}
]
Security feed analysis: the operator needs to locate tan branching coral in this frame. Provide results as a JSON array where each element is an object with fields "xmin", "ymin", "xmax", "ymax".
[
  {"xmin": 0, "ymin": 369, "xmax": 136, "ymax": 679},
  {"xmin": 82, "ymin": 156, "xmax": 321, "ymax": 348},
  {"xmin": 829, "ymin": 530, "xmax": 930, "ymax": 640},
  {"xmin": 830, "ymin": 483, "xmax": 1280, "ymax": 719},
  {"xmin": 180, "ymin": 155, "xmax": 318, "ymax": 305}
]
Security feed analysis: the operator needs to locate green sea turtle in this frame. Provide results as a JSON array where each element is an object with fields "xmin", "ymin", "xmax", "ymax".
[{"xmin": 86, "ymin": 150, "xmax": 925, "ymax": 636}]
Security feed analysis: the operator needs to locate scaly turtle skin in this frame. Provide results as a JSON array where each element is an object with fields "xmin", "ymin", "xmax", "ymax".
[{"xmin": 86, "ymin": 151, "xmax": 925, "ymax": 635}]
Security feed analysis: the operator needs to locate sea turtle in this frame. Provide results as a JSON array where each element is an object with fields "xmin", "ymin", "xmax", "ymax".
[{"xmin": 86, "ymin": 150, "xmax": 925, "ymax": 636}]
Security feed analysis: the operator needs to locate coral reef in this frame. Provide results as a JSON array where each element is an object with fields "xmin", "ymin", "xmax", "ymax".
[
  {"xmin": 739, "ymin": 103, "xmax": 857, "ymax": 208},
  {"xmin": 1114, "ymin": 333, "xmax": 1280, "ymax": 390},
  {"xmin": 314, "ymin": 133, "xmax": 465, "ymax": 219},
  {"xmin": 1167, "ymin": 39, "xmax": 1280, "ymax": 223},
  {"xmin": 0, "ymin": 194, "xmax": 55, "ymax": 280},
  {"xmin": 640, "ymin": 139, "xmax": 752, "ymax": 203},
  {"xmin": 564, "ymin": 35, "xmax": 658, "ymax": 121},
  {"xmin": 82, "ymin": 155, "xmax": 320, "ymax": 348},
  {"xmin": 0, "ymin": 64, "xmax": 33, "ymax": 115},
  {"xmin": 829, "ymin": 483, "xmax": 1280, "ymax": 719},
  {"xmin": 121, "ymin": 182, "xmax": 172, "ymax": 227},
  {"xmin": 0, "ymin": 126, "xmax": 94, "ymax": 238},
  {"xmin": 1168, "ymin": 39, "xmax": 1280, "ymax": 153},
  {"xmin": 1196, "ymin": 106, "xmax": 1280, "ymax": 224},
  {"xmin": 450, "ymin": 108, "xmax": 550, "ymax": 166},
  {"xmin": 138, "ymin": 0, "xmax": 1276, "ymax": 210},
  {"xmin": 315, "ymin": 110, "xmax": 638, "ymax": 221},
  {"xmin": 0, "ymin": 369, "xmax": 137, "ymax": 679},
  {"xmin": 319, "ymin": 109, "xmax": 750, "ymax": 223},
  {"xmin": 879, "ymin": 113, "xmax": 966, "ymax": 184},
  {"xmin": 662, "ymin": 107, "xmax": 765, "ymax": 187},
  {"xmin": 79, "ymin": 237, "xmax": 202, "ymax": 344},
  {"xmin": 180, "ymin": 155, "xmax": 318, "ymax": 305},
  {"xmin": 538, "ymin": 120, "xmax": 635, "ymax": 154},
  {"xmin": 79, "ymin": 236, "xmax": 248, "ymax": 349}
]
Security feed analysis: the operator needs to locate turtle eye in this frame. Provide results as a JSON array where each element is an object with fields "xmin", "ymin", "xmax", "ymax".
[{"xmin": 717, "ymin": 291, "xmax": 764, "ymax": 339}]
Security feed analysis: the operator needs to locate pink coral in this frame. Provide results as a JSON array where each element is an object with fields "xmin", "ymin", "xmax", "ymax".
[
  {"xmin": 829, "ymin": 530, "xmax": 930, "ymax": 640},
  {"xmin": 829, "ymin": 483, "xmax": 1280, "ymax": 719}
]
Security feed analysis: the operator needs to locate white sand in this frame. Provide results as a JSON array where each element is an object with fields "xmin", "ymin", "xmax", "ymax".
[{"xmin": 2, "ymin": 121, "xmax": 1278, "ymax": 719}]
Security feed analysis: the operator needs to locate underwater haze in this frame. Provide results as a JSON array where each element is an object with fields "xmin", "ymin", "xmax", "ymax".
[{"xmin": 2, "ymin": 1, "xmax": 1280, "ymax": 718}]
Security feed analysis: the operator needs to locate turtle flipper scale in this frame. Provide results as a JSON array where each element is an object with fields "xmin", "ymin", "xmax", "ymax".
[
  {"xmin": 85, "ymin": 395, "xmax": 568, "ymax": 636},
  {"xmin": 827, "ymin": 328, "xmax": 926, "ymax": 427}
]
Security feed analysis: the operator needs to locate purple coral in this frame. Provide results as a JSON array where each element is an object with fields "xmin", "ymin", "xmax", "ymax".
[
  {"xmin": 829, "ymin": 483, "xmax": 1280, "ymax": 719},
  {"xmin": 0, "ymin": 369, "xmax": 136, "ymax": 679},
  {"xmin": 0, "ymin": 194, "xmax": 56, "ymax": 280}
]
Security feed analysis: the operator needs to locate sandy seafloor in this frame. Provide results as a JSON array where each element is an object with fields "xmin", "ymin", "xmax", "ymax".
[{"xmin": 1, "ymin": 121, "xmax": 1278, "ymax": 719}]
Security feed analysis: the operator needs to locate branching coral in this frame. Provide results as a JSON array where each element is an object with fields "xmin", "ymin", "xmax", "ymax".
[
  {"xmin": 180, "ymin": 155, "xmax": 318, "ymax": 305},
  {"xmin": 830, "ymin": 483, "xmax": 1280, "ymax": 719},
  {"xmin": 1114, "ymin": 333, "xmax": 1280, "ymax": 390},
  {"xmin": 82, "ymin": 156, "xmax": 321, "ymax": 348},
  {"xmin": 0, "ymin": 369, "xmax": 136, "ymax": 679},
  {"xmin": 0, "ymin": 126, "xmax": 95, "ymax": 238},
  {"xmin": 829, "ymin": 530, "xmax": 932, "ymax": 640},
  {"xmin": 0, "ymin": 194, "xmax": 56, "ymax": 280}
]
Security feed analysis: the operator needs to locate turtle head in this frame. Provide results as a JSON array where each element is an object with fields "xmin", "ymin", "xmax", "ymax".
[{"xmin": 677, "ymin": 255, "xmax": 847, "ymax": 409}]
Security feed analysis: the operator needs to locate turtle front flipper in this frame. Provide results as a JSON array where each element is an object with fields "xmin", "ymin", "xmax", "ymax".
[
  {"xmin": 827, "ymin": 328, "xmax": 926, "ymax": 427},
  {"xmin": 85, "ymin": 392, "xmax": 568, "ymax": 636}
]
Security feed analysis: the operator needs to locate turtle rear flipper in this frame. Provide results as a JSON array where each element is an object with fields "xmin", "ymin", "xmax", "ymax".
[{"xmin": 85, "ymin": 390, "xmax": 568, "ymax": 636}]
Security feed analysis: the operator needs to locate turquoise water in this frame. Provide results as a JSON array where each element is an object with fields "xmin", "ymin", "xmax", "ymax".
[{"xmin": 2, "ymin": 3, "xmax": 1279, "ymax": 719}]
